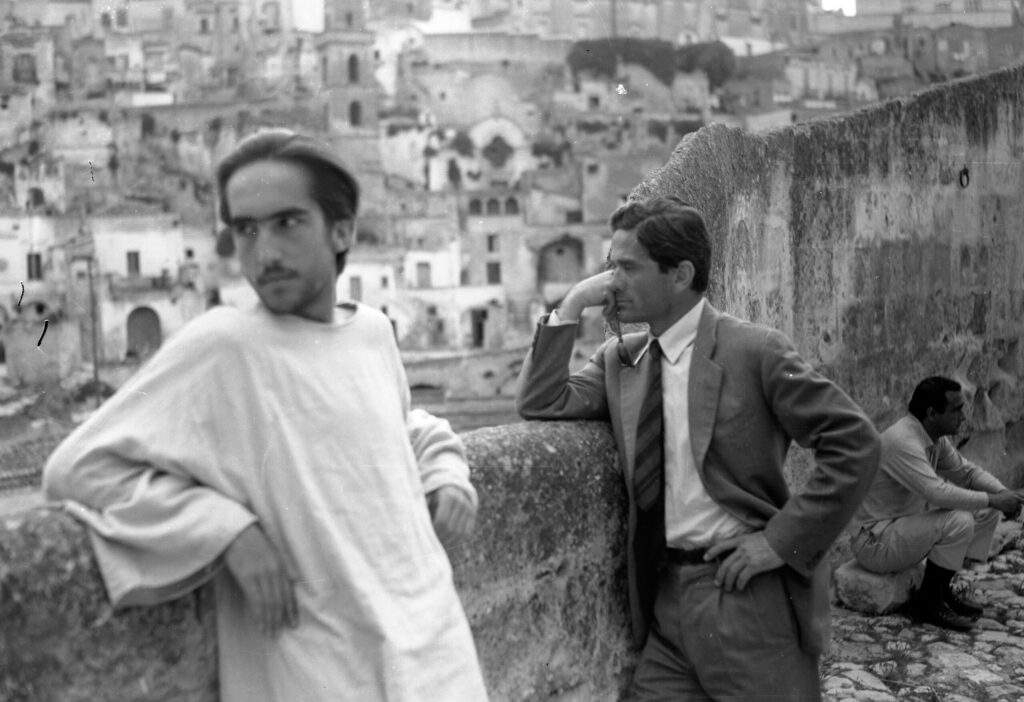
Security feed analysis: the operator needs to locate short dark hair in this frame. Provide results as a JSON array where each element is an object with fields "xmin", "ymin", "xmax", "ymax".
[
  {"xmin": 609, "ymin": 196, "xmax": 711, "ymax": 292},
  {"xmin": 216, "ymin": 129, "xmax": 360, "ymax": 274},
  {"xmin": 908, "ymin": 376, "xmax": 962, "ymax": 421}
]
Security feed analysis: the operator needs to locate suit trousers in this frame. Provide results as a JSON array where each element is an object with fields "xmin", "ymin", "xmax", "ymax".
[
  {"xmin": 852, "ymin": 508, "xmax": 1001, "ymax": 573},
  {"xmin": 630, "ymin": 561, "xmax": 821, "ymax": 701}
]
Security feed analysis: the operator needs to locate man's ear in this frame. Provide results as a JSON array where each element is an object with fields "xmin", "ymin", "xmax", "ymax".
[
  {"xmin": 674, "ymin": 260, "xmax": 695, "ymax": 290},
  {"xmin": 330, "ymin": 218, "xmax": 355, "ymax": 255}
]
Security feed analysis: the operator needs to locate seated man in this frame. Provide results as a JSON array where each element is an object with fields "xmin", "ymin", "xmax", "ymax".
[{"xmin": 851, "ymin": 376, "xmax": 1023, "ymax": 630}]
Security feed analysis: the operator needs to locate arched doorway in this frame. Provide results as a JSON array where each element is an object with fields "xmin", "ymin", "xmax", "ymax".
[{"xmin": 126, "ymin": 307, "xmax": 162, "ymax": 359}]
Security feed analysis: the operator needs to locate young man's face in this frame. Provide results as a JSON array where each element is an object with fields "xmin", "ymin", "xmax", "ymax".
[
  {"xmin": 225, "ymin": 160, "xmax": 351, "ymax": 323},
  {"xmin": 607, "ymin": 227, "xmax": 687, "ymax": 335}
]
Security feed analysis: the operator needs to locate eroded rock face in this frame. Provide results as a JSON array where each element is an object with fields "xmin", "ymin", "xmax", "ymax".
[{"xmin": 0, "ymin": 507, "xmax": 219, "ymax": 702}]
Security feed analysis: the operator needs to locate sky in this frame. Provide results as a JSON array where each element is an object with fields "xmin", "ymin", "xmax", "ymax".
[{"xmin": 821, "ymin": 0, "xmax": 857, "ymax": 14}]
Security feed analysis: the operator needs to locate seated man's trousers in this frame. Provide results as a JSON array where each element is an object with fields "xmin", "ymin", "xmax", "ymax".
[{"xmin": 852, "ymin": 508, "xmax": 1001, "ymax": 573}]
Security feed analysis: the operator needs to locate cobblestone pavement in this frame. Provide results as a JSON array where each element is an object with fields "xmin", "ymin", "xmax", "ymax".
[{"xmin": 823, "ymin": 543, "xmax": 1024, "ymax": 702}]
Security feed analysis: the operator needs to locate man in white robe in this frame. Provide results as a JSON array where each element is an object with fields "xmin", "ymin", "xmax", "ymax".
[{"xmin": 43, "ymin": 130, "xmax": 489, "ymax": 702}]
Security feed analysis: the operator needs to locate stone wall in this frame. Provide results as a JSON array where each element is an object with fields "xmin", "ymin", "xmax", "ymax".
[
  {"xmin": 633, "ymin": 64, "xmax": 1024, "ymax": 491},
  {"xmin": 1, "ymin": 422, "xmax": 631, "ymax": 702},
  {"xmin": 4, "ymin": 64, "xmax": 1024, "ymax": 700}
]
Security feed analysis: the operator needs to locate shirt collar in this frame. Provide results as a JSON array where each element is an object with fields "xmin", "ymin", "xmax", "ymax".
[
  {"xmin": 902, "ymin": 413, "xmax": 936, "ymax": 450},
  {"xmin": 651, "ymin": 298, "xmax": 705, "ymax": 365}
]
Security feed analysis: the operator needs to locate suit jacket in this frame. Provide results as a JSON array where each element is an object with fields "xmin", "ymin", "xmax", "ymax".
[{"xmin": 516, "ymin": 301, "xmax": 880, "ymax": 654}]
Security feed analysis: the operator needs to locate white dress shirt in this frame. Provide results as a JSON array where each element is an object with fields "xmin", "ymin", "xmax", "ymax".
[
  {"xmin": 549, "ymin": 299, "xmax": 749, "ymax": 548},
  {"xmin": 655, "ymin": 299, "xmax": 750, "ymax": 549}
]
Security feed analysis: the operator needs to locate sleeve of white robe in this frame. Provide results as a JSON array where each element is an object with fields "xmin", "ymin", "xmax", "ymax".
[
  {"xmin": 408, "ymin": 408, "xmax": 478, "ymax": 509},
  {"xmin": 42, "ymin": 310, "xmax": 258, "ymax": 608}
]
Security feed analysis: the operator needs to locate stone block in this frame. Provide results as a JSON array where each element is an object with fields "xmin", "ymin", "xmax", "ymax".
[{"xmin": 834, "ymin": 560, "xmax": 924, "ymax": 615}]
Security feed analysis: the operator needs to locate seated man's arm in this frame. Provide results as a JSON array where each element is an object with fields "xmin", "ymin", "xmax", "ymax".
[
  {"xmin": 935, "ymin": 438, "xmax": 1007, "ymax": 493},
  {"xmin": 885, "ymin": 440, "xmax": 992, "ymax": 512}
]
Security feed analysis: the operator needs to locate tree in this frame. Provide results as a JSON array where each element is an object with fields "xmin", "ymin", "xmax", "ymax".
[
  {"xmin": 675, "ymin": 41, "xmax": 736, "ymax": 90},
  {"xmin": 567, "ymin": 38, "xmax": 677, "ymax": 86}
]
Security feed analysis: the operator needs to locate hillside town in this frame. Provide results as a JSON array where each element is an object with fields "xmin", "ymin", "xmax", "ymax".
[{"xmin": 0, "ymin": 0, "xmax": 1023, "ymax": 402}]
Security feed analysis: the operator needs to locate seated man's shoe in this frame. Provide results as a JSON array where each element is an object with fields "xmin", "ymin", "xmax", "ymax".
[
  {"xmin": 905, "ymin": 596, "xmax": 976, "ymax": 631},
  {"xmin": 947, "ymin": 589, "xmax": 984, "ymax": 618}
]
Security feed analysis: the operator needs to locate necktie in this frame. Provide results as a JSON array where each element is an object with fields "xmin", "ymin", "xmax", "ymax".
[{"xmin": 633, "ymin": 340, "xmax": 663, "ymax": 513}]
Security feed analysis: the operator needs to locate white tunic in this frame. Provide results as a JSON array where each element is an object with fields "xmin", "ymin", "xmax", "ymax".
[{"xmin": 43, "ymin": 303, "xmax": 489, "ymax": 702}]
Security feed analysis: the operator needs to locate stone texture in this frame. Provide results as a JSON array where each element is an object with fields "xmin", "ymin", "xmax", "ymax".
[
  {"xmin": 1, "ymin": 421, "xmax": 634, "ymax": 702},
  {"xmin": 834, "ymin": 560, "xmax": 924, "ymax": 614}
]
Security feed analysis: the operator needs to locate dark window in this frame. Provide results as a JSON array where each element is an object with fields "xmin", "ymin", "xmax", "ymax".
[
  {"xmin": 349, "ymin": 276, "xmax": 362, "ymax": 300},
  {"xmin": 486, "ymin": 198, "xmax": 500, "ymax": 215},
  {"xmin": 505, "ymin": 197, "xmax": 519, "ymax": 215},
  {"xmin": 127, "ymin": 251, "xmax": 140, "ymax": 276},
  {"xmin": 468, "ymin": 199, "xmax": 482, "ymax": 215},
  {"xmin": 185, "ymin": 248, "xmax": 195, "ymax": 260},
  {"xmin": 565, "ymin": 210, "xmax": 583, "ymax": 223},
  {"xmin": 381, "ymin": 276, "xmax": 389, "ymax": 289},
  {"xmin": 588, "ymin": 95, "xmax": 600, "ymax": 109},
  {"xmin": 486, "ymin": 262, "xmax": 501, "ymax": 284},
  {"xmin": 13, "ymin": 55, "xmax": 37, "ymax": 84},
  {"xmin": 27, "ymin": 253, "xmax": 43, "ymax": 281},
  {"xmin": 349, "ymin": 101, "xmax": 362, "ymax": 126},
  {"xmin": 348, "ymin": 54, "xmax": 360, "ymax": 83},
  {"xmin": 486, "ymin": 234, "xmax": 498, "ymax": 252},
  {"xmin": 116, "ymin": 8, "xmax": 128, "ymax": 27},
  {"xmin": 416, "ymin": 262, "xmax": 431, "ymax": 288},
  {"xmin": 345, "ymin": 11, "xmax": 354, "ymax": 28},
  {"xmin": 101, "ymin": 12, "xmax": 112, "ymax": 28}
]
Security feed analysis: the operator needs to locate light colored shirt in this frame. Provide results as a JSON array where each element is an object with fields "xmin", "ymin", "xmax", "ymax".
[
  {"xmin": 44, "ymin": 303, "xmax": 488, "ymax": 702},
  {"xmin": 656, "ymin": 299, "xmax": 749, "ymax": 548},
  {"xmin": 548, "ymin": 299, "xmax": 748, "ymax": 548},
  {"xmin": 853, "ymin": 413, "xmax": 1005, "ymax": 527}
]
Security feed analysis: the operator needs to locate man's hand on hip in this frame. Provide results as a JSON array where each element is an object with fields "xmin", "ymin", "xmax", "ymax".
[
  {"xmin": 427, "ymin": 485, "xmax": 477, "ymax": 549},
  {"xmin": 705, "ymin": 531, "xmax": 785, "ymax": 592},
  {"xmin": 223, "ymin": 523, "xmax": 298, "ymax": 637}
]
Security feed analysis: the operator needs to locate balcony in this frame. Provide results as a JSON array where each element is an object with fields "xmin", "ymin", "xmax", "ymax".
[{"xmin": 106, "ymin": 270, "xmax": 185, "ymax": 299}]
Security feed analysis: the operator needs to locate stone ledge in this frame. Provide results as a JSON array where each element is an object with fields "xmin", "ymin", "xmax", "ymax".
[
  {"xmin": 834, "ymin": 560, "xmax": 924, "ymax": 615},
  {"xmin": 0, "ymin": 420, "xmax": 635, "ymax": 702}
]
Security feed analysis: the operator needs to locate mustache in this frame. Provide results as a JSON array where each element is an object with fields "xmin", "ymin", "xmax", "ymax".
[{"xmin": 257, "ymin": 267, "xmax": 300, "ymax": 285}]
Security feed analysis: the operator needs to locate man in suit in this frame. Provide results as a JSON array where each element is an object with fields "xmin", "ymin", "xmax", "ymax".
[{"xmin": 516, "ymin": 197, "xmax": 880, "ymax": 700}]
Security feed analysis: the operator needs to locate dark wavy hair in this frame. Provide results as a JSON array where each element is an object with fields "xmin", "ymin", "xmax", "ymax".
[
  {"xmin": 908, "ymin": 376, "xmax": 961, "ymax": 421},
  {"xmin": 609, "ymin": 196, "xmax": 711, "ymax": 292},
  {"xmin": 216, "ymin": 129, "xmax": 360, "ymax": 275}
]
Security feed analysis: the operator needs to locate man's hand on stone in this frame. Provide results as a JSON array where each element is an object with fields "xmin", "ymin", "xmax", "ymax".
[
  {"xmin": 223, "ymin": 523, "xmax": 298, "ymax": 637},
  {"xmin": 705, "ymin": 531, "xmax": 785, "ymax": 592},
  {"xmin": 988, "ymin": 490, "xmax": 1023, "ymax": 519},
  {"xmin": 427, "ymin": 485, "xmax": 477, "ymax": 550}
]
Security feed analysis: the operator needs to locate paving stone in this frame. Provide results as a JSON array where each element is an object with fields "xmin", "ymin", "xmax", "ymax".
[{"xmin": 826, "ymin": 543, "xmax": 1024, "ymax": 702}]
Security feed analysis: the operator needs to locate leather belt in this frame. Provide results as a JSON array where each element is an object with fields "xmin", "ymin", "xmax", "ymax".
[{"xmin": 665, "ymin": 547, "xmax": 709, "ymax": 565}]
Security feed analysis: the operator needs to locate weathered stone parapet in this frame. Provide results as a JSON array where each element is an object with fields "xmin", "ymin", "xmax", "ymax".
[
  {"xmin": 1, "ymin": 420, "xmax": 634, "ymax": 702},
  {"xmin": 0, "ymin": 505, "xmax": 219, "ymax": 702}
]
